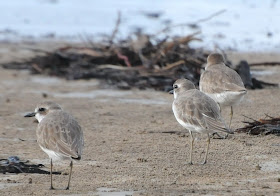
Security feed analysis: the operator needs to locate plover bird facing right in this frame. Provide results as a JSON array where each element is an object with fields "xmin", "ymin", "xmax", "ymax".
[
  {"xmin": 199, "ymin": 53, "xmax": 247, "ymax": 129},
  {"xmin": 170, "ymin": 79, "xmax": 233, "ymax": 164},
  {"xmin": 25, "ymin": 101, "xmax": 84, "ymax": 190}
]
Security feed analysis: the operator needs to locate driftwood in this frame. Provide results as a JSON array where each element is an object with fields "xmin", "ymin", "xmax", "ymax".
[
  {"xmin": 2, "ymin": 32, "xmax": 207, "ymax": 91},
  {"xmin": 236, "ymin": 60, "xmax": 278, "ymax": 89},
  {"xmin": 1, "ymin": 11, "xmax": 278, "ymax": 91},
  {"xmin": 250, "ymin": 62, "xmax": 280, "ymax": 66},
  {"xmin": 236, "ymin": 61, "xmax": 253, "ymax": 88},
  {"xmin": 2, "ymin": 40, "xmax": 278, "ymax": 91},
  {"xmin": 236, "ymin": 115, "xmax": 280, "ymax": 136}
]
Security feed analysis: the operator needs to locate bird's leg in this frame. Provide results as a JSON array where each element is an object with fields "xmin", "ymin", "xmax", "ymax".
[
  {"xmin": 50, "ymin": 159, "xmax": 55, "ymax": 190},
  {"xmin": 65, "ymin": 161, "xmax": 73, "ymax": 190},
  {"xmin": 229, "ymin": 106, "xmax": 233, "ymax": 129},
  {"xmin": 218, "ymin": 103, "xmax": 221, "ymax": 113},
  {"xmin": 212, "ymin": 104, "xmax": 227, "ymax": 139},
  {"xmin": 202, "ymin": 134, "xmax": 210, "ymax": 165},
  {"xmin": 188, "ymin": 131, "xmax": 194, "ymax": 165}
]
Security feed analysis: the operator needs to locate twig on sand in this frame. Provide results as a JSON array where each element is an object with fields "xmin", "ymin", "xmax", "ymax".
[
  {"xmin": 242, "ymin": 115, "xmax": 258, "ymax": 122},
  {"xmin": 97, "ymin": 64, "xmax": 136, "ymax": 70},
  {"xmin": 31, "ymin": 63, "xmax": 42, "ymax": 73}
]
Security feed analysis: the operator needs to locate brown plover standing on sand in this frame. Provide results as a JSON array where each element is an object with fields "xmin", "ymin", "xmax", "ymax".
[
  {"xmin": 25, "ymin": 101, "xmax": 84, "ymax": 190},
  {"xmin": 199, "ymin": 53, "xmax": 247, "ymax": 129},
  {"xmin": 170, "ymin": 79, "xmax": 233, "ymax": 164}
]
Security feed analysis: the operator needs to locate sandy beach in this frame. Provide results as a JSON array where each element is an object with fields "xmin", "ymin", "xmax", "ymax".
[{"xmin": 0, "ymin": 42, "xmax": 280, "ymax": 195}]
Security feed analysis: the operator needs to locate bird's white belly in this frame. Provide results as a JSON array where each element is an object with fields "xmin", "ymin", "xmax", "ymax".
[
  {"xmin": 39, "ymin": 146, "xmax": 69, "ymax": 161},
  {"xmin": 207, "ymin": 91, "xmax": 246, "ymax": 106},
  {"xmin": 177, "ymin": 118, "xmax": 206, "ymax": 133}
]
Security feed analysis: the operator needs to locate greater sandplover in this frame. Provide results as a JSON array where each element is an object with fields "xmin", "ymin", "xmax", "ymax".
[
  {"xmin": 170, "ymin": 79, "xmax": 233, "ymax": 164},
  {"xmin": 25, "ymin": 101, "xmax": 84, "ymax": 190},
  {"xmin": 199, "ymin": 53, "xmax": 247, "ymax": 129}
]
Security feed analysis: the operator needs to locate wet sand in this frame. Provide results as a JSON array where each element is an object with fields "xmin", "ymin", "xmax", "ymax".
[{"xmin": 0, "ymin": 42, "xmax": 280, "ymax": 195}]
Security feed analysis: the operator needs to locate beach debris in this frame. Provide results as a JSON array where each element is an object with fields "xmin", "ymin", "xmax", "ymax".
[
  {"xmin": 2, "ymin": 37, "xmax": 276, "ymax": 91},
  {"xmin": 236, "ymin": 115, "xmax": 280, "ymax": 136},
  {"xmin": 2, "ymin": 40, "xmax": 277, "ymax": 91},
  {"xmin": 1, "ymin": 12, "xmax": 277, "ymax": 91},
  {"xmin": 250, "ymin": 62, "xmax": 280, "ymax": 66},
  {"xmin": 2, "ymin": 32, "xmax": 205, "ymax": 91},
  {"xmin": 236, "ymin": 61, "xmax": 253, "ymax": 88},
  {"xmin": 0, "ymin": 156, "xmax": 61, "ymax": 174},
  {"xmin": 137, "ymin": 158, "xmax": 148, "ymax": 162},
  {"xmin": 236, "ymin": 60, "xmax": 278, "ymax": 89}
]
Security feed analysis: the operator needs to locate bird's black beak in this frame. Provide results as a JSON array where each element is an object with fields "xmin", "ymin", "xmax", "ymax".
[
  {"xmin": 24, "ymin": 112, "xmax": 36, "ymax": 117},
  {"xmin": 169, "ymin": 90, "xmax": 174, "ymax": 94}
]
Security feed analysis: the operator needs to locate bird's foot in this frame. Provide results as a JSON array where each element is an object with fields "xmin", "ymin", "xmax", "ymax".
[
  {"xmin": 211, "ymin": 132, "xmax": 228, "ymax": 139},
  {"xmin": 187, "ymin": 161, "xmax": 193, "ymax": 165},
  {"xmin": 49, "ymin": 186, "xmax": 55, "ymax": 190},
  {"xmin": 200, "ymin": 161, "xmax": 207, "ymax": 165}
]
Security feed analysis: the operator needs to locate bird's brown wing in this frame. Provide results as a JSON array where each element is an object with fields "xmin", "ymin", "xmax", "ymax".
[
  {"xmin": 200, "ymin": 64, "xmax": 246, "ymax": 94},
  {"xmin": 36, "ymin": 111, "xmax": 84, "ymax": 158},
  {"xmin": 174, "ymin": 90, "xmax": 230, "ymax": 133}
]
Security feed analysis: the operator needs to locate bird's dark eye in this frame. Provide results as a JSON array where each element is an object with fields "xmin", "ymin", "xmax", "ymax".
[
  {"xmin": 174, "ymin": 85, "xmax": 178, "ymax": 89},
  {"xmin": 38, "ymin": 108, "xmax": 45, "ymax": 112}
]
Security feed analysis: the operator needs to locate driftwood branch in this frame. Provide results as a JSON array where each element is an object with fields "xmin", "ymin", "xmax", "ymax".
[
  {"xmin": 195, "ymin": 9, "xmax": 227, "ymax": 23},
  {"xmin": 163, "ymin": 31, "xmax": 202, "ymax": 54},
  {"xmin": 19, "ymin": 47, "xmax": 50, "ymax": 54},
  {"xmin": 156, "ymin": 9, "xmax": 226, "ymax": 34},
  {"xmin": 109, "ymin": 11, "xmax": 122, "ymax": 47},
  {"xmin": 249, "ymin": 62, "xmax": 280, "ymax": 66},
  {"xmin": 79, "ymin": 33, "xmax": 96, "ymax": 48}
]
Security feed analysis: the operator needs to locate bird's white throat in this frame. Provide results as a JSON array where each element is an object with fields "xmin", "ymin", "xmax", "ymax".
[
  {"xmin": 35, "ymin": 113, "xmax": 45, "ymax": 123},
  {"xmin": 173, "ymin": 92, "xmax": 178, "ymax": 99}
]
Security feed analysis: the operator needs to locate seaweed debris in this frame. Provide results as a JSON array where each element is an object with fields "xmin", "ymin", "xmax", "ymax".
[
  {"xmin": 0, "ymin": 156, "xmax": 61, "ymax": 175},
  {"xmin": 236, "ymin": 115, "xmax": 280, "ymax": 136}
]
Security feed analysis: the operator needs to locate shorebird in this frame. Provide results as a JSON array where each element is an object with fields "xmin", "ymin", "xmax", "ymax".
[
  {"xmin": 199, "ymin": 53, "xmax": 247, "ymax": 129},
  {"xmin": 25, "ymin": 101, "xmax": 84, "ymax": 190},
  {"xmin": 170, "ymin": 79, "xmax": 232, "ymax": 164}
]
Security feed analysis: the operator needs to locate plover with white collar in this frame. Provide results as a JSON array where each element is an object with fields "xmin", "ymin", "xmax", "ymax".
[
  {"xmin": 199, "ymin": 53, "xmax": 247, "ymax": 129},
  {"xmin": 25, "ymin": 101, "xmax": 84, "ymax": 190},
  {"xmin": 170, "ymin": 79, "xmax": 233, "ymax": 164}
]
